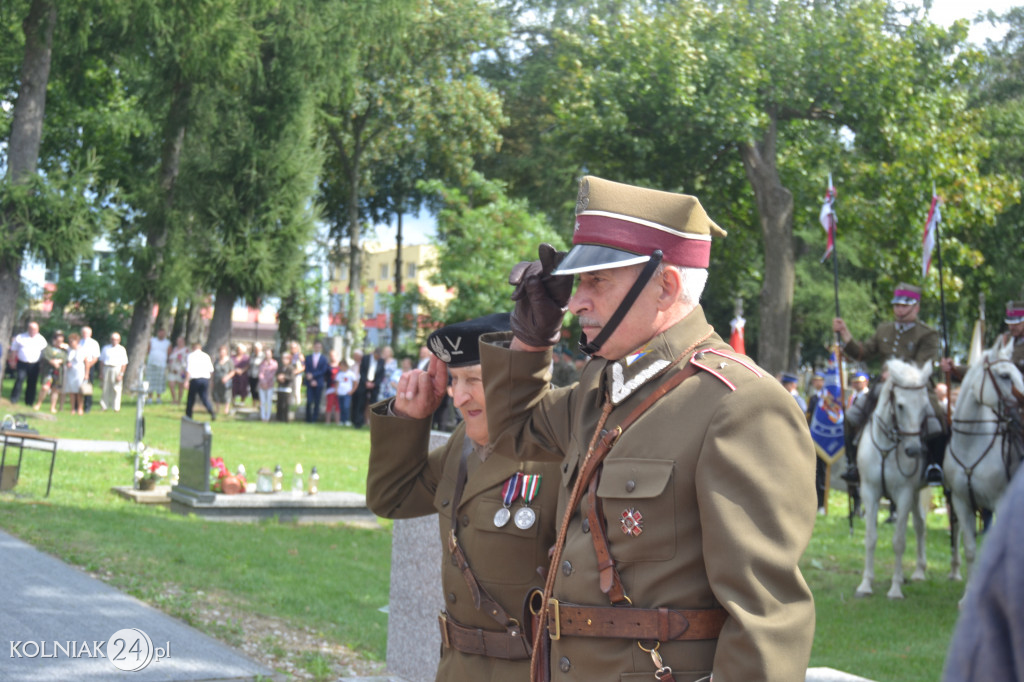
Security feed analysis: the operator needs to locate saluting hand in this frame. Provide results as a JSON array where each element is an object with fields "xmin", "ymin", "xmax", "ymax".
[{"xmin": 393, "ymin": 355, "xmax": 447, "ymax": 420}]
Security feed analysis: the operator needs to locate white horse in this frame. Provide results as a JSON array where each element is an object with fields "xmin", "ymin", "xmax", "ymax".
[
  {"xmin": 944, "ymin": 338, "xmax": 1024, "ymax": 597},
  {"xmin": 856, "ymin": 359, "xmax": 934, "ymax": 599}
]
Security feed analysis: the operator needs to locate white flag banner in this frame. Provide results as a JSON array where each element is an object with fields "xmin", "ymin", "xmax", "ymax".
[{"xmin": 921, "ymin": 194, "xmax": 941, "ymax": 278}]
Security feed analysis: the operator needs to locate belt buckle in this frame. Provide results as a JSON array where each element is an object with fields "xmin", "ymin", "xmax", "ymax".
[
  {"xmin": 438, "ymin": 611, "xmax": 451, "ymax": 649},
  {"xmin": 547, "ymin": 598, "xmax": 560, "ymax": 640}
]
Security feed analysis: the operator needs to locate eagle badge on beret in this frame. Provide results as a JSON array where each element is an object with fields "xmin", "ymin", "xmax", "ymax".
[
  {"xmin": 429, "ymin": 335, "xmax": 451, "ymax": 363},
  {"xmin": 575, "ymin": 176, "xmax": 590, "ymax": 214}
]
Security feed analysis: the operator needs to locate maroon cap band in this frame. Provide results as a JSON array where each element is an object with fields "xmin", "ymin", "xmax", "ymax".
[
  {"xmin": 892, "ymin": 288, "xmax": 920, "ymax": 302},
  {"xmin": 574, "ymin": 212, "xmax": 711, "ymax": 268},
  {"xmin": 1006, "ymin": 308, "xmax": 1024, "ymax": 322}
]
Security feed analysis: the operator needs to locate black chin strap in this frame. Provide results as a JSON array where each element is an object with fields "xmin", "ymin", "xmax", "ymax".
[{"xmin": 579, "ymin": 250, "xmax": 664, "ymax": 356}]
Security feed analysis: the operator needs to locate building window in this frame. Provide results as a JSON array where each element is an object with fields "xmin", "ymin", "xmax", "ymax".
[
  {"xmin": 406, "ymin": 263, "xmax": 417, "ymax": 278},
  {"xmin": 380, "ymin": 264, "xmax": 389, "ymax": 280}
]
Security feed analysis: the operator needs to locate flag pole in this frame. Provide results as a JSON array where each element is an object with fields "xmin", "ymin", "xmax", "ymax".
[
  {"xmin": 825, "ymin": 174, "xmax": 845, "ymax": 519},
  {"xmin": 934, "ymin": 186, "xmax": 950, "ymax": 359}
]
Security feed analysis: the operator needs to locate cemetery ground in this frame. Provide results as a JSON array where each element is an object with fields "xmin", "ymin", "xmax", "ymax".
[{"xmin": 0, "ymin": 382, "xmax": 965, "ymax": 682}]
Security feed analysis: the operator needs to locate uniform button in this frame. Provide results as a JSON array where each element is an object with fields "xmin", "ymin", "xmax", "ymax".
[
  {"xmin": 447, "ymin": 592, "xmax": 456, "ymax": 604},
  {"xmin": 441, "ymin": 499, "xmax": 450, "ymax": 507},
  {"xmin": 561, "ymin": 560, "xmax": 572, "ymax": 576},
  {"xmin": 581, "ymin": 518, "xmax": 590, "ymax": 533},
  {"xmin": 625, "ymin": 479, "xmax": 636, "ymax": 493},
  {"xmin": 461, "ymin": 514, "xmax": 470, "ymax": 527},
  {"xmin": 559, "ymin": 656, "xmax": 571, "ymax": 673}
]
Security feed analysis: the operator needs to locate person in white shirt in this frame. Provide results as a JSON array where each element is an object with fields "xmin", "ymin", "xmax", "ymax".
[
  {"xmin": 336, "ymin": 359, "xmax": 357, "ymax": 426},
  {"xmin": 8, "ymin": 321, "xmax": 48, "ymax": 406},
  {"xmin": 146, "ymin": 327, "xmax": 172, "ymax": 403},
  {"xmin": 184, "ymin": 342, "xmax": 216, "ymax": 420},
  {"xmin": 100, "ymin": 332, "xmax": 129, "ymax": 412},
  {"xmin": 79, "ymin": 326, "xmax": 102, "ymax": 413}
]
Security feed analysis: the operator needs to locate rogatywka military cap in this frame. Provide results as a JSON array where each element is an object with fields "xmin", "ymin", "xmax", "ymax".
[
  {"xmin": 891, "ymin": 282, "xmax": 922, "ymax": 305},
  {"xmin": 427, "ymin": 313, "xmax": 511, "ymax": 368},
  {"xmin": 781, "ymin": 373, "xmax": 798, "ymax": 385},
  {"xmin": 1005, "ymin": 300, "xmax": 1024, "ymax": 325},
  {"xmin": 553, "ymin": 176, "xmax": 727, "ymax": 276}
]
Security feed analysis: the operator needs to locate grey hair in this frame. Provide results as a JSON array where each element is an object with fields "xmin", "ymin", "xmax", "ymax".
[{"xmin": 656, "ymin": 264, "xmax": 708, "ymax": 306}]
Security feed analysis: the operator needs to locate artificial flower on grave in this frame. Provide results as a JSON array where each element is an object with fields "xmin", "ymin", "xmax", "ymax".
[
  {"xmin": 210, "ymin": 456, "xmax": 246, "ymax": 494},
  {"xmin": 127, "ymin": 443, "xmax": 168, "ymax": 486}
]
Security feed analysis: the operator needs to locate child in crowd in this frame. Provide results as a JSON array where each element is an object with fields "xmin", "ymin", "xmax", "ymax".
[
  {"xmin": 324, "ymin": 350, "xmax": 342, "ymax": 424},
  {"xmin": 336, "ymin": 359, "xmax": 357, "ymax": 426}
]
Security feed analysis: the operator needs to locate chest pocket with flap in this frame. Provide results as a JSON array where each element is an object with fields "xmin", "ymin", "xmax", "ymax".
[{"xmin": 595, "ymin": 458, "xmax": 676, "ymax": 562}]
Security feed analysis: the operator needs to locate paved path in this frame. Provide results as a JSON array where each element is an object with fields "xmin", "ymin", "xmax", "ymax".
[
  {"xmin": 0, "ymin": 529, "xmax": 276, "ymax": 681},
  {"xmin": 56, "ymin": 438, "xmax": 170, "ymax": 454}
]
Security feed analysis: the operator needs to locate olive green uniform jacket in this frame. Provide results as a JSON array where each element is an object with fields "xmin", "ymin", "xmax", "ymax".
[
  {"xmin": 366, "ymin": 401, "xmax": 560, "ymax": 682},
  {"xmin": 481, "ymin": 307, "xmax": 817, "ymax": 682},
  {"xmin": 843, "ymin": 320, "xmax": 940, "ymax": 369}
]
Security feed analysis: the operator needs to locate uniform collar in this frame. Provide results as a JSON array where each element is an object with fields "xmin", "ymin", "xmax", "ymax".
[{"xmin": 599, "ymin": 305, "xmax": 714, "ymax": 405}]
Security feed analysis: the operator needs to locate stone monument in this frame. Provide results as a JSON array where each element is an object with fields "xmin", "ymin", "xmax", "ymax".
[{"xmin": 172, "ymin": 417, "xmax": 214, "ymax": 503}]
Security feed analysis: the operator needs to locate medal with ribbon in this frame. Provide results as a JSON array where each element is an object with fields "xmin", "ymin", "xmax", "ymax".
[
  {"xmin": 514, "ymin": 474, "xmax": 541, "ymax": 530},
  {"xmin": 494, "ymin": 472, "xmax": 522, "ymax": 527}
]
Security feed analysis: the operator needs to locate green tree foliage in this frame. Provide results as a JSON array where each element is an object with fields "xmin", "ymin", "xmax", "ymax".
[
  {"xmin": 0, "ymin": 0, "xmax": 118, "ymax": 374},
  {"xmin": 181, "ymin": 0, "xmax": 323, "ymax": 354},
  {"xmin": 318, "ymin": 0, "xmax": 506, "ymax": 346},
  {"xmin": 423, "ymin": 173, "xmax": 567, "ymax": 323},
  {"xmin": 515, "ymin": 0, "xmax": 1014, "ymax": 372}
]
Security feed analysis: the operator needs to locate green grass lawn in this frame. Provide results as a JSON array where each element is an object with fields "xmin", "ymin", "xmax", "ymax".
[
  {"xmin": 805, "ymin": 489, "xmax": 964, "ymax": 681},
  {"xmin": 0, "ymin": 386, "xmax": 392, "ymax": 674},
  {"xmin": 0, "ymin": 383, "xmax": 970, "ymax": 681}
]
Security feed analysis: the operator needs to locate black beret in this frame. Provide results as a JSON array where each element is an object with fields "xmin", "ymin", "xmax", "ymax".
[{"xmin": 427, "ymin": 313, "xmax": 511, "ymax": 368}]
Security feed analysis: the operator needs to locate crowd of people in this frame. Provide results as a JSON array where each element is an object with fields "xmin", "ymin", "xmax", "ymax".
[
  {"xmin": 4, "ymin": 323, "xmax": 127, "ymax": 416},
  {"xmin": 3, "ymin": 322, "xmax": 433, "ymax": 430}
]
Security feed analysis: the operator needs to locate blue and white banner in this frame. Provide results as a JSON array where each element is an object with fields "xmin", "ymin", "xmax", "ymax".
[{"xmin": 809, "ymin": 352, "xmax": 846, "ymax": 465}]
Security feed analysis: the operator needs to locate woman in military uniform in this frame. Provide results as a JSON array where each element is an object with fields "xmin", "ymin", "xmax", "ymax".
[{"xmin": 367, "ymin": 313, "xmax": 561, "ymax": 682}]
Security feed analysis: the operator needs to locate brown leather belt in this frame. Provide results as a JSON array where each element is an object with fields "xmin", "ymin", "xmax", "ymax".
[
  {"xmin": 546, "ymin": 600, "xmax": 727, "ymax": 642},
  {"xmin": 438, "ymin": 612, "xmax": 531, "ymax": 660}
]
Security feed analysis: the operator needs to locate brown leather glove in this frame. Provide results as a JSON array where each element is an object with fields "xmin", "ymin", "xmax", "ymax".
[{"xmin": 509, "ymin": 244, "xmax": 573, "ymax": 347}]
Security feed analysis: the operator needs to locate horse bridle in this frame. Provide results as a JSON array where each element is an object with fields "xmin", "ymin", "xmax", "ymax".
[
  {"xmin": 946, "ymin": 356, "xmax": 1019, "ymax": 473},
  {"xmin": 948, "ymin": 357, "xmax": 1024, "ymax": 488},
  {"xmin": 867, "ymin": 378, "xmax": 931, "ymax": 494}
]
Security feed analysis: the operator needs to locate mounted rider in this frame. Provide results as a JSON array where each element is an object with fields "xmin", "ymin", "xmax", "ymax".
[
  {"xmin": 942, "ymin": 299, "xmax": 1024, "ymax": 381},
  {"xmin": 833, "ymin": 282, "xmax": 946, "ymax": 485}
]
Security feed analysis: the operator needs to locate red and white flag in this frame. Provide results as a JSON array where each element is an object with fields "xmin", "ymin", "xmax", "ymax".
[
  {"xmin": 921, "ymin": 192, "xmax": 941, "ymax": 278},
  {"xmin": 819, "ymin": 177, "xmax": 837, "ymax": 263}
]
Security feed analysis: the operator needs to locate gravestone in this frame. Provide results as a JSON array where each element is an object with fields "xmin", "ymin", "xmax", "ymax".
[
  {"xmin": 171, "ymin": 417, "xmax": 214, "ymax": 503},
  {"xmin": 383, "ymin": 430, "xmax": 448, "ymax": 682}
]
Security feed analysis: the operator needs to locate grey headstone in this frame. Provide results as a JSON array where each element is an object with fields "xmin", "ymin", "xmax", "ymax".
[
  {"xmin": 172, "ymin": 418, "xmax": 214, "ymax": 502},
  {"xmin": 383, "ymin": 430, "xmax": 451, "ymax": 682}
]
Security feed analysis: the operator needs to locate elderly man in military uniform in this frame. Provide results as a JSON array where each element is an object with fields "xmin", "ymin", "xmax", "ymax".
[
  {"xmin": 457, "ymin": 176, "xmax": 815, "ymax": 681},
  {"xmin": 366, "ymin": 313, "xmax": 560, "ymax": 682},
  {"xmin": 833, "ymin": 283, "xmax": 946, "ymax": 484}
]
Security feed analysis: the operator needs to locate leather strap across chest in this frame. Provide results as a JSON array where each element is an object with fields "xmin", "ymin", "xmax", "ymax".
[{"xmin": 531, "ymin": 330, "xmax": 718, "ymax": 682}]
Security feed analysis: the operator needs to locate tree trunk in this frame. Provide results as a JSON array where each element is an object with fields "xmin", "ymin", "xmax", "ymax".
[
  {"xmin": 739, "ymin": 116, "xmax": 795, "ymax": 376},
  {"xmin": 0, "ymin": 0, "xmax": 56, "ymax": 380},
  {"xmin": 347, "ymin": 161, "xmax": 365, "ymax": 350},
  {"xmin": 124, "ymin": 84, "xmax": 190, "ymax": 388},
  {"xmin": 170, "ymin": 297, "xmax": 186, "ymax": 343},
  {"xmin": 206, "ymin": 283, "xmax": 237, "ymax": 354},
  {"xmin": 391, "ymin": 210, "xmax": 403, "ymax": 346},
  {"xmin": 185, "ymin": 290, "xmax": 204, "ymax": 345}
]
